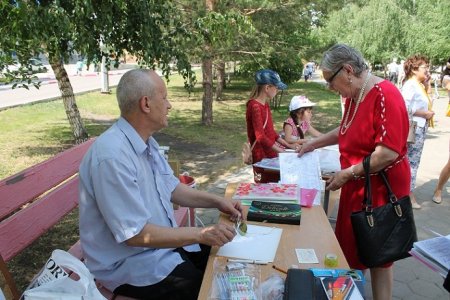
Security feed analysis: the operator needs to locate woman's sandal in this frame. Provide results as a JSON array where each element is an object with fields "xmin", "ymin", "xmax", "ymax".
[
  {"xmin": 432, "ymin": 195, "xmax": 442, "ymax": 204},
  {"xmin": 411, "ymin": 201, "xmax": 422, "ymax": 209}
]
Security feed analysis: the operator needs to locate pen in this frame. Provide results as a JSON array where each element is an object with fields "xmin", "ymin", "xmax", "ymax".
[
  {"xmin": 272, "ymin": 264, "xmax": 288, "ymax": 274},
  {"xmin": 227, "ymin": 258, "xmax": 268, "ymax": 265}
]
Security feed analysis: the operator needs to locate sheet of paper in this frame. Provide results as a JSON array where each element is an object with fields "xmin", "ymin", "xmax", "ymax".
[
  {"xmin": 413, "ymin": 234, "xmax": 450, "ymax": 271},
  {"xmin": 318, "ymin": 145, "xmax": 341, "ymax": 173},
  {"xmin": 217, "ymin": 224, "xmax": 283, "ymax": 262},
  {"xmin": 295, "ymin": 248, "xmax": 319, "ymax": 264},
  {"xmin": 253, "ymin": 157, "xmax": 280, "ymax": 170},
  {"xmin": 279, "ymin": 152, "xmax": 323, "ymax": 205}
]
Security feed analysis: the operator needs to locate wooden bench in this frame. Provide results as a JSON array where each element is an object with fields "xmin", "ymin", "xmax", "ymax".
[{"xmin": 0, "ymin": 139, "xmax": 191, "ymax": 299}]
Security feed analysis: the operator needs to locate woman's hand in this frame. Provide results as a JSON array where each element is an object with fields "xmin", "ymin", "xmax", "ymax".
[
  {"xmin": 415, "ymin": 109, "xmax": 435, "ymax": 120},
  {"xmin": 297, "ymin": 140, "xmax": 315, "ymax": 156},
  {"xmin": 424, "ymin": 110, "xmax": 435, "ymax": 120},
  {"xmin": 325, "ymin": 168, "xmax": 352, "ymax": 191}
]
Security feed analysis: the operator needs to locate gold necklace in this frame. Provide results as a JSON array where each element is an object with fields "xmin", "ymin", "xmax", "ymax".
[{"xmin": 340, "ymin": 72, "xmax": 372, "ymax": 135}]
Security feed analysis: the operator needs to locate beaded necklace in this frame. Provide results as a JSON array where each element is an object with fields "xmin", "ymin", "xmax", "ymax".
[{"xmin": 340, "ymin": 72, "xmax": 372, "ymax": 135}]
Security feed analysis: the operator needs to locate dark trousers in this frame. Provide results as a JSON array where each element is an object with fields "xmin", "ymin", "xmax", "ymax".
[
  {"xmin": 389, "ymin": 72, "xmax": 398, "ymax": 83},
  {"xmin": 114, "ymin": 244, "xmax": 211, "ymax": 300}
]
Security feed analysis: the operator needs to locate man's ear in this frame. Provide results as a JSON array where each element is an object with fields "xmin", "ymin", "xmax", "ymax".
[{"xmin": 139, "ymin": 96, "xmax": 151, "ymax": 112}]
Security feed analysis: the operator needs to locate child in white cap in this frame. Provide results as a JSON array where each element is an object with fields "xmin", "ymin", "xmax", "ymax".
[{"xmin": 282, "ymin": 95, "xmax": 322, "ymax": 144}]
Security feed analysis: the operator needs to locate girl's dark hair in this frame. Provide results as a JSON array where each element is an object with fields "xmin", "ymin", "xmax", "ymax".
[
  {"xmin": 289, "ymin": 108, "xmax": 306, "ymax": 139},
  {"xmin": 441, "ymin": 57, "xmax": 450, "ymax": 85}
]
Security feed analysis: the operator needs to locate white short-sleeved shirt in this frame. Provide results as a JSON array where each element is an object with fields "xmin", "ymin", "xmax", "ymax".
[
  {"xmin": 79, "ymin": 117, "xmax": 200, "ymax": 291},
  {"xmin": 401, "ymin": 79, "xmax": 429, "ymax": 128},
  {"xmin": 388, "ymin": 62, "xmax": 398, "ymax": 73}
]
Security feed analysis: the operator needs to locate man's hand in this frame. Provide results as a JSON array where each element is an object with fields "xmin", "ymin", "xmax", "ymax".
[
  {"xmin": 199, "ymin": 224, "xmax": 236, "ymax": 247},
  {"xmin": 218, "ymin": 199, "xmax": 244, "ymax": 222}
]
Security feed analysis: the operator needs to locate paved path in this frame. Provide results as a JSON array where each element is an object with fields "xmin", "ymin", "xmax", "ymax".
[
  {"xmin": 0, "ymin": 64, "xmax": 131, "ymax": 110},
  {"xmin": 197, "ymin": 77, "xmax": 450, "ymax": 299}
]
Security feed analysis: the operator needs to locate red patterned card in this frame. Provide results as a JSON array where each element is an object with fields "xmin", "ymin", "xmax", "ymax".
[{"xmin": 232, "ymin": 183, "xmax": 299, "ymax": 202}]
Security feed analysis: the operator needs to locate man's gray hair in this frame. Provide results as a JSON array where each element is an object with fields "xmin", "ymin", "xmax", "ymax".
[
  {"xmin": 321, "ymin": 44, "xmax": 368, "ymax": 77},
  {"xmin": 117, "ymin": 69, "xmax": 155, "ymax": 114}
]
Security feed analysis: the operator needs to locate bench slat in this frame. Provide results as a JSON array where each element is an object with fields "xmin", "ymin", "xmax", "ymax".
[
  {"xmin": 0, "ymin": 177, "xmax": 79, "ymax": 262},
  {"xmin": 174, "ymin": 207, "xmax": 189, "ymax": 227},
  {"xmin": 0, "ymin": 139, "xmax": 94, "ymax": 219}
]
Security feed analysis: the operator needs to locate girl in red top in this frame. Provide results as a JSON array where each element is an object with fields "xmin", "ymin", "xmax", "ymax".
[{"xmin": 246, "ymin": 69, "xmax": 295, "ymax": 183}]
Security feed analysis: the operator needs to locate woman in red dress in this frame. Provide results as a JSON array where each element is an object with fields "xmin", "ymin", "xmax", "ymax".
[
  {"xmin": 300, "ymin": 44, "xmax": 410, "ymax": 300},
  {"xmin": 246, "ymin": 69, "xmax": 296, "ymax": 183}
]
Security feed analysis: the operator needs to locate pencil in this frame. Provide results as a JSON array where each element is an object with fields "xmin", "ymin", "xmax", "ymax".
[{"xmin": 272, "ymin": 264, "xmax": 288, "ymax": 274}]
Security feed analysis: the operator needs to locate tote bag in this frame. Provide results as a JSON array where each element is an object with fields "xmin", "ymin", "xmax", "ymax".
[{"xmin": 350, "ymin": 155, "xmax": 417, "ymax": 268}]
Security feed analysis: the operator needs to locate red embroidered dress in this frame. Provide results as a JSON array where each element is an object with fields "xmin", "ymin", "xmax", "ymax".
[
  {"xmin": 335, "ymin": 81, "xmax": 411, "ymax": 269},
  {"xmin": 246, "ymin": 99, "xmax": 280, "ymax": 182}
]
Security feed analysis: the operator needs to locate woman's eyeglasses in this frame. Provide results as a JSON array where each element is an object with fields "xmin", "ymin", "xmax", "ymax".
[{"xmin": 326, "ymin": 66, "xmax": 343, "ymax": 87}]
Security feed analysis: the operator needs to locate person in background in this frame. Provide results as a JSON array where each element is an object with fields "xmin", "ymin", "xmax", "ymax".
[
  {"xmin": 387, "ymin": 58, "xmax": 399, "ymax": 84},
  {"xmin": 440, "ymin": 58, "xmax": 450, "ymax": 98},
  {"xmin": 299, "ymin": 44, "xmax": 410, "ymax": 300},
  {"xmin": 281, "ymin": 95, "xmax": 322, "ymax": 145},
  {"xmin": 76, "ymin": 59, "xmax": 84, "ymax": 76},
  {"xmin": 401, "ymin": 55, "xmax": 435, "ymax": 209},
  {"xmin": 397, "ymin": 59, "xmax": 405, "ymax": 87},
  {"xmin": 79, "ymin": 69, "xmax": 243, "ymax": 300},
  {"xmin": 246, "ymin": 69, "xmax": 296, "ymax": 183},
  {"xmin": 432, "ymin": 71, "xmax": 450, "ymax": 204},
  {"xmin": 303, "ymin": 63, "xmax": 314, "ymax": 82},
  {"xmin": 432, "ymin": 140, "xmax": 450, "ymax": 204}
]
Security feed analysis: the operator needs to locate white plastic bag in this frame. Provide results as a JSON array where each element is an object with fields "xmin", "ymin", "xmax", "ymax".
[{"xmin": 22, "ymin": 249, "xmax": 106, "ymax": 300}]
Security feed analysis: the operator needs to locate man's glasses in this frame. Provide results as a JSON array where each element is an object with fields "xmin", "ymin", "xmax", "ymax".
[{"xmin": 326, "ymin": 66, "xmax": 343, "ymax": 86}]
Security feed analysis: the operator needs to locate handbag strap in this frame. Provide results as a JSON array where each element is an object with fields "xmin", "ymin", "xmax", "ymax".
[
  {"xmin": 363, "ymin": 154, "xmax": 401, "ymax": 213},
  {"xmin": 250, "ymin": 108, "xmax": 269, "ymax": 150},
  {"xmin": 363, "ymin": 155, "xmax": 372, "ymax": 210},
  {"xmin": 379, "ymin": 171, "xmax": 399, "ymax": 204}
]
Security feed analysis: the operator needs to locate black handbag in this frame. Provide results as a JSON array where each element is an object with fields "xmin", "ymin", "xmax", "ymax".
[{"xmin": 350, "ymin": 155, "xmax": 418, "ymax": 268}]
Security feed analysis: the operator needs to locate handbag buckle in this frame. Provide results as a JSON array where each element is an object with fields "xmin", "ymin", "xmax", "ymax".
[
  {"xmin": 394, "ymin": 202, "xmax": 403, "ymax": 217},
  {"xmin": 366, "ymin": 213, "xmax": 374, "ymax": 227},
  {"xmin": 389, "ymin": 194, "xmax": 398, "ymax": 204}
]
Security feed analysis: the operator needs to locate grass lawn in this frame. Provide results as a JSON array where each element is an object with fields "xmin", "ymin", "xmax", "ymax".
[
  {"xmin": 0, "ymin": 72, "xmax": 343, "ymax": 292},
  {"xmin": 0, "ymin": 73, "xmax": 342, "ymax": 180}
]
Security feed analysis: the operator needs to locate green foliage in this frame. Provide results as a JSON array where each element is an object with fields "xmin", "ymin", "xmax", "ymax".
[
  {"xmin": 0, "ymin": 1, "xmax": 196, "ymax": 86},
  {"xmin": 0, "ymin": 2, "xmax": 45, "ymax": 87},
  {"xmin": 405, "ymin": 0, "xmax": 450, "ymax": 65},
  {"xmin": 317, "ymin": 0, "xmax": 449, "ymax": 66}
]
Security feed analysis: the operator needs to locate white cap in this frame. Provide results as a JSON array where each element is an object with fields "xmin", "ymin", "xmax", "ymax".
[{"xmin": 289, "ymin": 95, "xmax": 316, "ymax": 112}]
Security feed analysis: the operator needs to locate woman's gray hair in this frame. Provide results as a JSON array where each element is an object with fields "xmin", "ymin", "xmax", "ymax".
[
  {"xmin": 321, "ymin": 44, "xmax": 368, "ymax": 77},
  {"xmin": 116, "ymin": 69, "xmax": 155, "ymax": 115}
]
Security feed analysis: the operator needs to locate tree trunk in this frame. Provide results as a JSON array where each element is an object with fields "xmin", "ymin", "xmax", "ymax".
[
  {"xmin": 49, "ymin": 57, "xmax": 89, "ymax": 143},
  {"xmin": 215, "ymin": 60, "xmax": 225, "ymax": 101},
  {"xmin": 201, "ymin": 55, "xmax": 214, "ymax": 125},
  {"xmin": 201, "ymin": 0, "xmax": 215, "ymax": 125}
]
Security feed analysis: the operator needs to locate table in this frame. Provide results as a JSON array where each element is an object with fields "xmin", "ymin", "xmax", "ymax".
[{"xmin": 197, "ymin": 183, "xmax": 348, "ymax": 299}]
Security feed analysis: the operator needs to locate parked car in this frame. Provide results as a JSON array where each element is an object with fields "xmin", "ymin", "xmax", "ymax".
[
  {"xmin": 3, "ymin": 58, "xmax": 48, "ymax": 75},
  {"xmin": 28, "ymin": 58, "xmax": 48, "ymax": 73}
]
